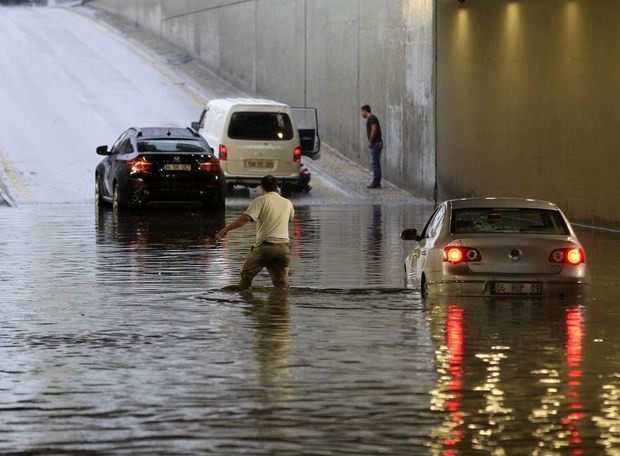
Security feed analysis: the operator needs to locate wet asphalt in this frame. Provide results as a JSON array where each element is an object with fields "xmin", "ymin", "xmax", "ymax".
[{"xmin": 2, "ymin": 202, "xmax": 620, "ymax": 454}]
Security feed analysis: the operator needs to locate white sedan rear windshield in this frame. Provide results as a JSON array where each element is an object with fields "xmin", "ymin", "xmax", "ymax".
[
  {"xmin": 451, "ymin": 208, "xmax": 569, "ymax": 235},
  {"xmin": 228, "ymin": 113, "xmax": 294, "ymax": 141}
]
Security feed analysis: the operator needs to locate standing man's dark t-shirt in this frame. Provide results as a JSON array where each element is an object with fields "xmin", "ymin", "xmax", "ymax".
[{"xmin": 366, "ymin": 114, "xmax": 383, "ymax": 145}]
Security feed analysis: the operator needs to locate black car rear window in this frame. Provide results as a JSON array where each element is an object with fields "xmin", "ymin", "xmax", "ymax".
[
  {"xmin": 138, "ymin": 140, "xmax": 205, "ymax": 153},
  {"xmin": 451, "ymin": 208, "xmax": 570, "ymax": 235},
  {"xmin": 228, "ymin": 112, "xmax": 294, "ymax": 141}
]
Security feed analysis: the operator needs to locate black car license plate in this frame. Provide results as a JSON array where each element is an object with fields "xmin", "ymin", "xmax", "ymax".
[
  {"xmin": 163, "ymin": 164, "xmax": 191, "ymax": 171},
  {"xmin": 491, "ymin": 282, "xmax": 542, "ymax": 295},
  {"xmin": 164, "ymin": 163, "xmax": 192, "ymax": 171}
]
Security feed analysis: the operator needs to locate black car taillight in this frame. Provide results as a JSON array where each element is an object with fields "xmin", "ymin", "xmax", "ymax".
[
  {"xmin": 199, "ymin": 159, "xmax": 221, "ymax": 172},
  {"xmin": 126, "ymin": 158, "xmax": 154, "ymax": 172}
]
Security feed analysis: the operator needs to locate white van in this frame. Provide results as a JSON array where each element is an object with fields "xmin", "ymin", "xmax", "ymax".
[{"xmin": 191, "ymin": 98, "xmax": 320, "ymax": 196}]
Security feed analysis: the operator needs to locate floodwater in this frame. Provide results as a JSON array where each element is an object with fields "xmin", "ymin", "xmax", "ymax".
[{"xmin": 1, "ymin": 202, "xmax": 620, "ymax": 455}]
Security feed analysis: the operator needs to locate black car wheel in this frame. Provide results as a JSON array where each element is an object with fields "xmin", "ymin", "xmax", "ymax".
[
  {"xmin": 95, "ymin": 177, "xmax": 104, "ymax": 207},
  {"xmin": 205, "ymin": 199, "xmax": 225, "ymax": 211},
  {"xmin": 112, "ymin": 183, "xmax": 123, "ymax": 211},
  {"xmin": 203, "ymin": 189, "xmax": 225, "ymax": 210}
]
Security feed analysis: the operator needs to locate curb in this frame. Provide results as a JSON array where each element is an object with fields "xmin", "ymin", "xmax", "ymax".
[{"xmin": 0, "ymin": 178, "xmax": 15, "ymax": 208}]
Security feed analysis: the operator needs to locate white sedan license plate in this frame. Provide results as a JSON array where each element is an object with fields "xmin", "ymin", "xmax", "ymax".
[
  {"xmin": 492, "ymin": 282, "xmax": 542, "ymax": 295},
  {"xmin": 247, "ymin": 160, "xmax": 273, "ymax": 169},
  {"xmin": 164, "ymin": 164, "xmax": 191, "ymax": 171}
]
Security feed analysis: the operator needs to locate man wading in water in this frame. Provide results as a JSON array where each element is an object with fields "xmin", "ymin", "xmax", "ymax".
[{"xmin": 216, "ymin": 175, "xmax": 295, "ymax": 291}]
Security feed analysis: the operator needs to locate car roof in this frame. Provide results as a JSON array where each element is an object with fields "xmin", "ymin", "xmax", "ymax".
[
  {"xmin": 446, "ymin": 197, "xmax": 560, "ymax": 211},
  {"xmin": 134, "ymin": 127, "xmax": 201, "ymax": 140},
  {"xmin": 206, "ymin": 97, "xmax": 288, "ymax": 110}
]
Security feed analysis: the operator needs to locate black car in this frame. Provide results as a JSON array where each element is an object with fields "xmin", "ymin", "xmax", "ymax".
[{"xmin": 95, "ymin": 127, "xmax": 226, "ymax": 210}]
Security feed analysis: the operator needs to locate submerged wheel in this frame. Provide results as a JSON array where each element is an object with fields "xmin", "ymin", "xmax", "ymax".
[
  {"xmin": 421, "ymin": 275, "xmax": 429, "ymax": 299},
  {"xmin": 95, "ymin": 177, "xmax": 104, "ymax": 207},
  {"xmin": 112, "ymin": 183, "xmax": 123, "ymax": 211}
]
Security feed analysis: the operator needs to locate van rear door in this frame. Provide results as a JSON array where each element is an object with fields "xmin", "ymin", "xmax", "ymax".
[
  {"xmin": 291, "ymin": 107, "xmax": 321, "ymax": 160},
  {"xmin": 225, "ymin": 111, "xmax": 297, "ymax": 178}
]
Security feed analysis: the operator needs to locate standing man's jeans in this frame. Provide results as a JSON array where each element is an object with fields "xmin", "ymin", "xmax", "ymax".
[
  {"xmin": 368, "ymin": 141, "xmax": 383, "ymax": 187},
  {"xmin": 239, "ymin": 242, "xmax": 290, "ymax": 290}
]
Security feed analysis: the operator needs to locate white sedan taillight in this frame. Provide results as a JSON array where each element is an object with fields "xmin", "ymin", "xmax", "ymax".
[{"xmin": 549, "ymin": 248, "xmax": 585, "ymax": 265}]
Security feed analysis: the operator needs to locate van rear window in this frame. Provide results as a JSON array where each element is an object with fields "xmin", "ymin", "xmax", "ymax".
[{"xmin": 228, "ymin": 113, "xmax": 294, "ymax": 141}]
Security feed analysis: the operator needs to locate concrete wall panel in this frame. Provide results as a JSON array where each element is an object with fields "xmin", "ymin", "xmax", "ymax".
[
  {"xmin": 167, "ymin": 1, "xmax": 259, "ymax": 92},
  {"xmin": 436, "ymin": 0, "xmax": 619, "ymax": 226},
  {"xmin": 216, "ymin": 3, "xmax": 257, "ymax": 92},
  {"xmin": 254, "ymin": 0, "xmax": 305, "ymax": 105},
  {"xmin": 305, "ymin": 0, "xmax": 362, "ymax": 163},
  {"xmin": 88, "ymin": 0, "xmax": 157, "ymax": 33}
]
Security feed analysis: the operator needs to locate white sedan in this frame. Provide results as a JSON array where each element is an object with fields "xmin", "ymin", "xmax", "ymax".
[{"xmin": 401, "ymin": 198, "xmax": 591, "ymax": 297}]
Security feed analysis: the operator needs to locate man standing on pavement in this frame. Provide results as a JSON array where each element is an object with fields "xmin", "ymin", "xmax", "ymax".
[
  {"xmin": 360, "ymin": 104, "xmax": 383, "ymax": 189},
  {"xmin": 216, "ymin": 175, "xmax": 295, "ymax": 291}
]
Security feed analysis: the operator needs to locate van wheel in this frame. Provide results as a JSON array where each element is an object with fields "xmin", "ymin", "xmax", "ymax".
[
  {"xmin": 280, "ymin": 184, "xmax": 293, "ymax": 198},
  {"xmin": 226, "ymin": 184, "xmax": 236, "ymax": 196}
]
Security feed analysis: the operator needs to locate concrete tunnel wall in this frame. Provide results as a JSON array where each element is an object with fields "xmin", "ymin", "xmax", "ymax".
[
  {"xmin": 436, "ymin": 0, "xmax": 620, "ymax": 228},
  {"xmin": 87, "ymin": 0, "xmax": 619, "ymax": 227}
]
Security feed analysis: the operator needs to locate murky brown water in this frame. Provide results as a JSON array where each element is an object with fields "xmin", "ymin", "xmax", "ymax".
[{"xmin": 1, "ymin": 203, "xmax": 619, "ymax": 454}]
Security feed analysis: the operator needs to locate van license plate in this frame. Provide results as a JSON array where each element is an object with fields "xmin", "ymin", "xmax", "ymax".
[
  {"xmin": 247, "ymin": 160, "xmax": 273, "ymax": 169},
  {"xmin": 491, "ymin": 282, "xmax": 542, "ymax": 295},
  {"xmin": 163, "ymin": 164, "xmax": 191, "ymax": 171}
]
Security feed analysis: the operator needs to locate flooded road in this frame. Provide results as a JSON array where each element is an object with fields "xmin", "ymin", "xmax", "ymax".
[
  {"xmin": 3, "ymin": 5, "xmax": 620, "ymax": 454},
  {"xmin": 1, "ymin": 202, "xmax": 620, "ymax": 454}
]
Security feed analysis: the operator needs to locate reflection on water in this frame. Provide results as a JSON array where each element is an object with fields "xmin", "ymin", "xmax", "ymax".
[
  {"xmin": 95, "ymin": 205, "xmax": 226, "ymax": 248},
  {"xmin": 241, "ymin": 288, "xmax": 293, "ymax": 388},
  {"xmin": 425, "ymin": 297, "xmax": 594, "ymax": 454},
  {"xmin": 240, "ymin": 289, "xmax": 295, "ymax": 445},
  {"xmin": 95, "ymin": 206, "xmax": 228, "ymax": 290},
  {"xmin": 1, "ymin": 204, "xmax": 620, "ymax": 454}
]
